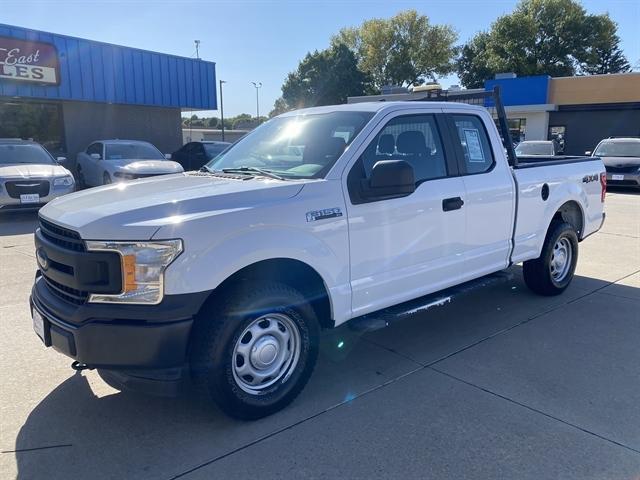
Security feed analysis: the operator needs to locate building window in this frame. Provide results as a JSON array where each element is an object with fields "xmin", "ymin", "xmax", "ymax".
[
  {"xmin": 507, "ymin": 118, "xmax": 527, "ymax": 143},
  {"xmin": 0, "ymin": 101, "xmax": 66, "ymax": 155}
]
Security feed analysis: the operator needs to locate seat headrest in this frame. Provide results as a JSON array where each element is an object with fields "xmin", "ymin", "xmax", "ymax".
[
  {"xmin": 397, "ymin": 131, "xmax": 427, "ymax": 155},
  {"xmin": 377, "ymin": 134, "xmax": 395, "ymax": 154},
  {"xmin": 303, "ymin": 137, "xmax": 346, "ymax": 165}
]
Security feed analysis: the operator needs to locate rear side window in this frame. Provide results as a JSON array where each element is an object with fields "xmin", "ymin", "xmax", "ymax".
[
  {"xmin": 451, "ymin": 115, "xmax": 494, "ymax": 174},
  {"xmin": 360, "ymin": 114, "xmax": 447, "ymax": 184},
  {"xmin": 87, "ymin": 143, "xmax": 102, "ymax": 156}
]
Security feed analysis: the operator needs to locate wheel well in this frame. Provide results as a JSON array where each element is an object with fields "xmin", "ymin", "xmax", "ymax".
[
  {"xmin": 210, "ymin": 258, "xmax": 334, "ymax": 329},
  {"xmin": 551, "ymin": 201, "xmax": 584, "ymax": 239}
]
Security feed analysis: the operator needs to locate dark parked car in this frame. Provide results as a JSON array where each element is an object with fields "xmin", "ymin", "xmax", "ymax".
[{"xmin": 172, "ymin": 141, "xmax": 231, "ymax": 171}]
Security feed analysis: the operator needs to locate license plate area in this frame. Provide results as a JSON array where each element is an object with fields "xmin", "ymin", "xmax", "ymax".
[
  {"xmin": 611, "ymin": 174, "xmax": 625, "ymax": 181},
  {"xmin": 32, "ymin": 307, "xmax": 51, "ymax": 346},
  {"xmin": 20, "ymin": 193, "xmax": 40, "ymax": 204}
]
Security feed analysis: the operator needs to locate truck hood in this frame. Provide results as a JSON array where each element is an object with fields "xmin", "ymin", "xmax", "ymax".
[
  {"xmin": 0, "ymin": 163, "xmax": 70, "ymax": 178},
  {"xmin": 600, "ymin": 156, "xmax": 640, "ymax": 168},
  {"xmin": 40, "ymin": 173, "xmax": 305, "ymax": 240},
  {"xmin": 111, "ymin": 159, "xmax": 184, "ymax": 174}
]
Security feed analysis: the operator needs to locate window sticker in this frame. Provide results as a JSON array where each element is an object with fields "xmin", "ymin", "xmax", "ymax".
[{"xmin": 463, "ymin": 128, "xmax": 485, "ymax": 163}]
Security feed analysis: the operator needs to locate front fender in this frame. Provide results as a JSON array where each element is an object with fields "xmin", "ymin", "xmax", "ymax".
[{"xmin": 162, "ymin": 224, "xmax": 351, "ymax": 323}]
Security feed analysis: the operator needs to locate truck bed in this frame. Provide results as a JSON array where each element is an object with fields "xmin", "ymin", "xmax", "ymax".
[{"xmin": 514, "ymin": 155, "xmax": 598, "ymax": 169}]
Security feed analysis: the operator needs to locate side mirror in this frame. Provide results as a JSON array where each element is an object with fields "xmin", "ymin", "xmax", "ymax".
[
  {"xmin": 164, "ymin": 153, "xmax": 172, "ymax": 159},
  {"xmin": 363, "ymin": 160, "xmax": 415, "ymax": 198},
  {"xmin": 90, "ymin": 153, "xmax": 101, "ymax": 160},
  {"xmin": 585, "ymin": 151, "xmax": 592, "ymax": 156},
  {"xmin": 56, "ymin": 156, "xmax": 67, "ymax": 164}
]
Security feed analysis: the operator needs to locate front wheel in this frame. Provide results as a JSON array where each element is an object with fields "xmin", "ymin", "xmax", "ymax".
[
  {"xmin": 103, "ymin": 172, "xmax": 112, "ymax": 185},
  {"xmin": 523, "ymin": 221, "xmax": 579, "ymax": 296},
  {"xmin": 190, "ymin": 283, "xmax": 319, "ymax": 420}
]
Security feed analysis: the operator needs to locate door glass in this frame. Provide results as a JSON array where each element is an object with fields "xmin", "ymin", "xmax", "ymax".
[
  {"xmin": 360, "ymin": 114, "xmax": 447, "ymax": 183},
  {"xmin": 451, "ymin": 115, "xmax": 495, "ymax": 174}
]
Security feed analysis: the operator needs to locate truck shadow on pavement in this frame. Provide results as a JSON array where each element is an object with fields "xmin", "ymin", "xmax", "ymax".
[
  {"xmin": 0, "ymin": 211, "xmax": 39, "ymax": 236},
  {"xmin": 10, "ymin": 270, "xmax": 640, "ymax": 479}
]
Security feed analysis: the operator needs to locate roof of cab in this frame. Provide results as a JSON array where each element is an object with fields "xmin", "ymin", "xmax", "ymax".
[{"xmin": 278, "ymin": 101, "xmax": 486, "ymax": 117}]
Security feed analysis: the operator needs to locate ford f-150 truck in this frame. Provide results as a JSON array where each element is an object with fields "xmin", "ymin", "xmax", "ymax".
[{"xmin": 30, "ymin": 90, "xmax": 606, "ymax": 419}]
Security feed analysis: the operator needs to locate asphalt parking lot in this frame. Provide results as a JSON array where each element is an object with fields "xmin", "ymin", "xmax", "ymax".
[{"xmin": 1, "ymin": 190, "xmax": 639, "ymax": 479}]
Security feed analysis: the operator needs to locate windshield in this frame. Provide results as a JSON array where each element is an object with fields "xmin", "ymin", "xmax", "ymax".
[
  {"xmin": 105, "ymin": 143, "xmax": 164, "ymax": 160},
  {"xmin": 594, "ymin": 141, "xmax": 640, "ymax": 158},
  {"xmin": 0, "ymin": 144, "xmax": 55, "ymax": 165},
  {"xmin": 207, "ymin": 111, "xmax": 374, "ymax": 178},
  {"xmin": 204, "ymin": 143, "xmax": 229, "ymax": 158},
  {"xmin": 515, "ymin": 142, "xmax": 553, "ymax": 156}
]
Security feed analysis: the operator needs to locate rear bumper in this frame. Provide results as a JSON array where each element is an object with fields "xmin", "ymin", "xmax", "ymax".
[{"xmin": 30, "ymin": 275, "xmax": 210, "ymax": 392}]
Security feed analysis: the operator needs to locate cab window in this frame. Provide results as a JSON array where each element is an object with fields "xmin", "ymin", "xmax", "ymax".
[
  {"xmin": 359, "ymin": 114, "xmax": 447, "ymax": 184},
  {"xmin": 451, "ymin": 115, "xmax": 494, "ymax": 174}
]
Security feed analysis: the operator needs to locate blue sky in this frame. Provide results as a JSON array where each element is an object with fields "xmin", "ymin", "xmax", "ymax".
[{"xmin": 2, "ymin": 0, "xmax": 639, "ymax": 117}]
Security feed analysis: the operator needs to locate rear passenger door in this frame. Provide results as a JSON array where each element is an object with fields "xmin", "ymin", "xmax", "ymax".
[
  {"xmin": 446, "ymin": 112, "xmax": 515, "ymax": 277},
  {"xmin": 345, "ymin": 111, "xmax": 468, "ymax": 317}
]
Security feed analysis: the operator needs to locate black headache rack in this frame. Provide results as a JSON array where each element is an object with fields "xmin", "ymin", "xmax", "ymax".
[{"xmin": 408, "ymin": 86, "xmax": 519, "ymax": 167}]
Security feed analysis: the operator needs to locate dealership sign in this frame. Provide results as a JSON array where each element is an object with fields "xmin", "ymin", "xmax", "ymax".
[{"xmin": 0, "ymin": 36, "xmax": 59, "ymax": 85}]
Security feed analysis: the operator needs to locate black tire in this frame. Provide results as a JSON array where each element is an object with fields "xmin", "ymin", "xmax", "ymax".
[
  {"xmin": 103, "ymin": 172, "xmax": 112, "ymax": 185},
  {"xmin": 523, "ymin": 221, "xmax": 579, "ymax": 296},
  {"xmin": 190, "ymin": 282, "xmax": 320, "ymax": 420}
]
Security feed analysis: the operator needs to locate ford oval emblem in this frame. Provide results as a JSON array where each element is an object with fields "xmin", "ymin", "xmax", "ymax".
[{"xmin": 36, "ymin": 248, "xmax": 49, "ymax": 271}]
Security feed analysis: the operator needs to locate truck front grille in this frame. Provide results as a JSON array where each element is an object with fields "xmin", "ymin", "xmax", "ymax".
[
  {"xmin": 39, "ymin": 217, "xmax": 85, "ymax": 252},
  {"xmin": 43, "ymin": 275, "xmax": 88, "ymax": 305},
  {"xmin": 5, "ymin": 180, "xmax": 50, "ymax": 199}
]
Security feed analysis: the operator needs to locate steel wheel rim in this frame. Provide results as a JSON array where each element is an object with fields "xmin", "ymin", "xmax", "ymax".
[
  {"xmin": 550, "ymin": 237, "xmax": 572, "ymax": 282},
  {"xmin": 232, "ymin": 313, "xmax": 301, "ymax": 395}
]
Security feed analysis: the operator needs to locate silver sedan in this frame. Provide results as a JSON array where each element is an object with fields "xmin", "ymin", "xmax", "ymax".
[
  {"xmin": 76, "ymin": 139, "xmax": 184, "ymax": 187},
  {"xmin": 0, "ymin": 140, "xmax": 75, "ymax": 212}
]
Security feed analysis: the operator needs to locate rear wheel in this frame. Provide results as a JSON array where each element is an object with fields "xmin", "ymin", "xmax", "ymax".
[
  {"xmin": 190, "ymin": 282, "xmax": 319, "ymax": 420},
  {"xmin": 523, "ymin": 221, "xmax": 578, "ymax": 296}
]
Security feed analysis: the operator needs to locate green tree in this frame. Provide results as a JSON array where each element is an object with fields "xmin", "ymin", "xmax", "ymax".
[
  {"xmin": 269, "ymin": 97, "xmax": 291, "ymax": 117},
  {"xmin": 456, "ymin": 32, "xmax": 493, "ymax": 89},
  {"xmin": 279, "ymin": 43, "xmax": 370, "ymax": 110},
  {"xmin": 333, "ymin": 9, "xmax": 457, "ymax": 88},
  {"xmin": 457, "ymin": 0, "xmax": 630, "ymax": 87},
  {"xmin": 207, "ymin": 117, "xmax": 219, "ymax": 128},
  {"xmin": 580, "ymin": 14, "xmax": 631, "ymax": 74}
]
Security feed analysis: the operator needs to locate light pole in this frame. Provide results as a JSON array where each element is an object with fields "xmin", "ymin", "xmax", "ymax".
[
  {"xmin": 251, "ymin": 81, "xmax": 262, "ymax": 124},
  {"xmin": 194, "ymin": 40, "xmax": 201, "ymax": 59},
  {"xmin": 219, "ymin": 79, "xmax": 226, "ymax": 141}
]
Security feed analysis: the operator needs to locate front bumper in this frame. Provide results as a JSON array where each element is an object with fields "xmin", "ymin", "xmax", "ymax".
[
  {"xmin": 606, "ymin": 171, "xmax": 640, "ymax": 188},
  {"xmin": 30, "ymin": 274, "xmax": 210, "ymax": 393},
  {"xmin": 0, "ymin": 184, "xmax": 75, "ymax": 210}
]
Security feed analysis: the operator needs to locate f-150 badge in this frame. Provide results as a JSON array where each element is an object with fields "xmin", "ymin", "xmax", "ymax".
[{"xmin": 306, "ymin": 207, "xmax": 343, "ymax": 222}]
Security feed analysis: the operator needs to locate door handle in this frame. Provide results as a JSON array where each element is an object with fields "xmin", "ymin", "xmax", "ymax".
[{"xmin": 442, "ymin": 197, "xmax": 464, "ymax": 211}]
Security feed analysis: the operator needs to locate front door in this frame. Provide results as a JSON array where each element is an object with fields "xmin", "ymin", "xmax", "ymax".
[{"xmin": 345, "ymin": 112, "xmax": 467, "ymax": 317}]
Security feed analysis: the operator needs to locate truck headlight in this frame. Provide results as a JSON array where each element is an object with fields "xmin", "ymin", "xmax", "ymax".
[
  {"xmin": 85, "ymin": 239, "xmax": 183, "ymax": 304},
  {"xmin": 53, "ymin": 176, "xmax": 74, "ymax": 187}
]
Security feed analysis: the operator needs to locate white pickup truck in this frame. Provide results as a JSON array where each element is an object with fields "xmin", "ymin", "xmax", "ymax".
[{"xmin": 30, "ymin": 93, "xmax": 606, "ymax": 419}]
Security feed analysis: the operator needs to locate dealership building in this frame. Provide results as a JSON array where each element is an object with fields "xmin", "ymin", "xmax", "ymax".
[
  {"xmin": 0, "ymin": 24, "xmax": 216, "ymax": 162},
  {"xmin": 349, "ymin": 72, "xmax": 640, "ymax": 156}
]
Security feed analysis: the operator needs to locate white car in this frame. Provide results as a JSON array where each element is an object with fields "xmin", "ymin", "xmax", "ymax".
[
  {"xmin": 0, "ymin": 139, "xmax": 75, "ymax": 212},
  {"xmin": 76, "ymin": 139, "xmax": 184, "ymax": 187},
  {"xmin": 515, "ymin": 140, "xmax": 558, "ymax": 156},
  {"xmin": 31, "ymin": 99, "xmax": 606, "ymax": 419}
]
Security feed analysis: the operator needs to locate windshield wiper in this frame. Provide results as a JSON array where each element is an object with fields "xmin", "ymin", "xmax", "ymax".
[
  {"xmin": 222, "ymin": 166, "xmax": 286, "ymax": 180},
  {"xmin": 199, "ymin": 165, "xmax": 213, "ymax": 173}
]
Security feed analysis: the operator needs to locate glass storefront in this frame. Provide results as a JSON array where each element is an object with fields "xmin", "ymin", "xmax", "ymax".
[{"xmin": 0, "ymin": 100, "xmax": 66, "ymax": 155}]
